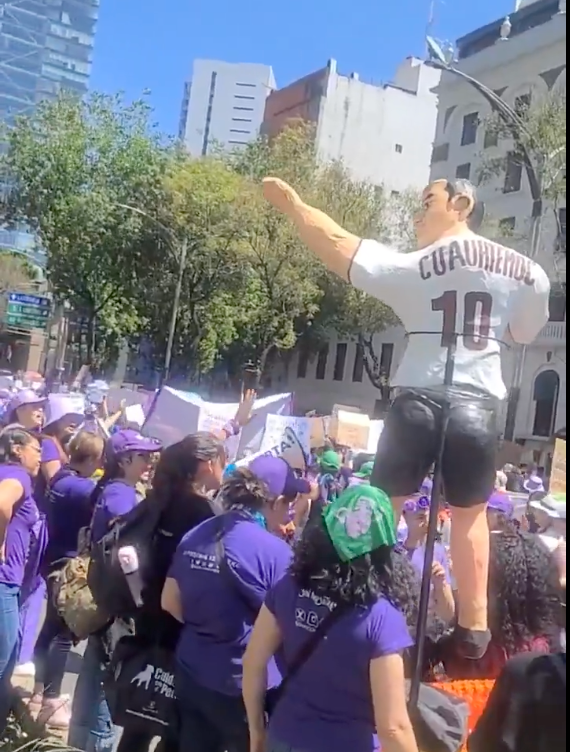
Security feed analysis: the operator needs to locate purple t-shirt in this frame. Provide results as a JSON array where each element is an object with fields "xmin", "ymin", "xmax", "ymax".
[
  {"xmin": 45, "ymin": 468, "xmax": 96, "ymax": 565},
  {"xmin": 91, "ymin": 480, "xmax": 138, "ymax": 542},
  {"xmin": 0, "ymin": 464, "xmax": 39, "ymax": 587},
  {"xmin": 168, "ymin": 511, "xmax": 292, "ymax": 696},
  {"xmin": 34, "ymin": 437, "xmax": 62, "ymax": 513},
  {"xmin": 266, "ymin": 575, "xmax": 413, "ymax": 752}
]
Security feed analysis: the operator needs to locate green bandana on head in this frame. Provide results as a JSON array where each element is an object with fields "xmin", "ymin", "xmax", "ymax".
[{"xmin": 323, "ymin": 485, "xmax": 397, "ymax": 562}]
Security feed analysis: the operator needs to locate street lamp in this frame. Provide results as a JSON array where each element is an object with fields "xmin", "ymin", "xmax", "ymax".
[
  {"xmin": 115, "ymin": 203, "xmax": 188, "ymax": 386},
  {"xmin": 426, "ymin": 36, "xmax": 561, "ymax": 442}
]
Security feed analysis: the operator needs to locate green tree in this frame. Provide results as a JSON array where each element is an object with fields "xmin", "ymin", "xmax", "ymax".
[
  {"xmin": 479, "ymin": 86, "xmax": 567, "ymax": 246},
  {"xmin": 224, "ymin": 123, "xmax": 419, "ymax": 388},
  {"xmin": 134, "ymin": 156, "xmax": 253, "ymax": 376},
  {"xmin": 1, "ymin": 92, "xmax": 171, "ymax": 363}
]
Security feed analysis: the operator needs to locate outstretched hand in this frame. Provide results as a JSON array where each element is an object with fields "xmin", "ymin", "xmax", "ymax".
[{"xmin": 262, "ymin": 177, "xmax": 303, "ymax": 215}]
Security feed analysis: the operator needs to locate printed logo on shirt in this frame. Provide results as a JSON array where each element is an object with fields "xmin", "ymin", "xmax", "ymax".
[
  {"xmin": 130, "ymin": 664, "xmax": 175, "ymax": 699},
  {"xmin": 183, "ymin": 549, "xmax": 219, "ymax": 573},
  {"xmin": 295, "ymin": 608, "xmax": 321, "ymax": 632}
]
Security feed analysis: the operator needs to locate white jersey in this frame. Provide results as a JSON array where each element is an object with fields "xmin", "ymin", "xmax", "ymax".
[{"xmin": 349, "ymin": 232, "xmax": 551, "ymax": 400}]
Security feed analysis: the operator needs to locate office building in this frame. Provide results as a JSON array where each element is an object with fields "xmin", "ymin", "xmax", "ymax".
[
  {"xmin": 263, "ymin": 57, "xmax": 441, "ymax": 193},
  {"xmin": 0, "ymin": 0, "xmax": 99, "ymax": 264},
  {"xmin": 0, "ymin": 0, "xmax": 99, "ymax": 125},
  {"xmin": 179, "ymin": 59, "xmax": 276, "ymax": 155}
]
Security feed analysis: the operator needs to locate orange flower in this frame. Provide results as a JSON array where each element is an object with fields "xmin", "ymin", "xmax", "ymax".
[{"xmin": 430, "ymin": 679, "xmax": 495, "ymax": 751}]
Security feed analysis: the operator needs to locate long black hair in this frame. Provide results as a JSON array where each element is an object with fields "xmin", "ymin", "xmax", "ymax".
[
  {"xmin": 0, "ymin": 425, "xmax": 38, "ymax": 465},
  {"xmin": 489, "ymin": 529, "xmax": 562, "ymax": 654},
  {"xmin": 291, "ymin": 516, "xmax": 421, "ymax": 637}
]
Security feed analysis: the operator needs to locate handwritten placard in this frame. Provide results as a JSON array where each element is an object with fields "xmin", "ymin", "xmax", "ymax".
[
  {"xmin": 260, "ymin": 414, "xmax": 311, "ymax": 470},
  {"xmin": 329, "ymin": 410, "xmax": 370, "ymax": 450}
]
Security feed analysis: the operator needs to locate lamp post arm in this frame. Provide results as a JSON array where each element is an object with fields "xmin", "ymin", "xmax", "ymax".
[{"xmin": 430, "ymin": 61, "xmax": 542, "ymax": 206}]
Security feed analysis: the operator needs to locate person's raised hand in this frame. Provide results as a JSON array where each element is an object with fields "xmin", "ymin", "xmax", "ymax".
[
  {"xmin": 262, "ymin": 177, "xmax": 303, "ymax": 215},
  {"xmin": 431, "ymin": 561, "xmax": 448, "ymax": 590},
  {"xmin": 235, "ymin": 389, "xmax": 257, "ymax": 428}
]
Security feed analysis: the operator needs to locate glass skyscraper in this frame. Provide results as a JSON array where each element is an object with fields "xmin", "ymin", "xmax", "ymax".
[
  {"xmin": 0, "ymin": 0, "xmax": 99, "ymax": 125},
  {"xmin": 0, "ymin": 0, "xmax": 99, "ymax": 263}
]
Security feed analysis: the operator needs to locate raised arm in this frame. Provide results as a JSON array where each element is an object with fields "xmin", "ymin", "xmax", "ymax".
[{"xmin": 262, "ymin": 177, "xmax": 361, "ymax": 281}]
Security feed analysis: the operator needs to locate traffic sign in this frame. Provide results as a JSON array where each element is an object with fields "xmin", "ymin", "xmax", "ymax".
[{"xmin": 5, "ymin": 292, "xmax": 51, "ymax": 331}]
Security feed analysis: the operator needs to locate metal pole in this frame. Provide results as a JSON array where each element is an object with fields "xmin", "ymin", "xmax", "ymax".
[
  {"xmin": 410, "ymin": 340, "xmax": 456, "ymax": 707},
  {"xmin": 162, "ymin": 238, "xmax": 188, "ymax": 385}
]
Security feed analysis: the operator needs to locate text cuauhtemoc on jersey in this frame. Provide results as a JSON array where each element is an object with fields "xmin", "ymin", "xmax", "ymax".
[{"xmin": 349, "ymin": 233, "xmax": 551, "ymax": 401}]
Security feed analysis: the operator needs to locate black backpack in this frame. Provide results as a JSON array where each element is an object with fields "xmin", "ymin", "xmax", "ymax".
[{"xmin": 87, "ymin": 494, "xmax": 166, "ymax": 621}]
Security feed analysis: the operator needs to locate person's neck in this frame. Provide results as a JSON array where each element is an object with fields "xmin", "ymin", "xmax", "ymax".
[{"xmin": 69, "ymin": 462, "xmax": 92, "ymax": 479}]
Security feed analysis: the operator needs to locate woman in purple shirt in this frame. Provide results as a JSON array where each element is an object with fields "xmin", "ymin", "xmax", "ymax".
[
  {"xmin": 162, "ymin": 456, "xmax": 302, "ymax": 752},
  {"xmin": 243, "ymin": 485, "xmax": 420, "ymax": 752},
  {"xmin": 0, "ymin": 426, "xmax": 42, "ymax": 732}
]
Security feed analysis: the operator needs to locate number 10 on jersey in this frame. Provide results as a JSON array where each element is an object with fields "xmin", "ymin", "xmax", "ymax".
[{"xmin": 432, "ymin": 291, "xmax": 493, "ymax": 351}]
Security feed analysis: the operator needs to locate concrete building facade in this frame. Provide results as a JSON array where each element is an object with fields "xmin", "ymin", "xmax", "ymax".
[
  {"xmin": 263, "ymin": 57, "xmax": 441, "ymax": 193},
  {"xmin": 179, "ymin": 59, "xmax": 276, "ymax": 156},
  {"xmin": 271, "ymin": 1, "xmax": 566, "ymax": 469}
]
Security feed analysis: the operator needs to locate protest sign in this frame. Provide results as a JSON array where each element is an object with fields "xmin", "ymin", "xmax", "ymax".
[
  {"xmin": 367, "ymin": 420, "xmax": 384, "ymax": 454},
  {"xmin": 260, "ymin": 414, "xmax": 311, "ymax": 470},
  {"xmin": 329, "ymin": 410, "xmax": 370, "ymax": 450},
  {"xmin": 143, "ymin": 387, "xmax": 292, "ymax": 457},
  {"xmin": 551, "ymin": 439, "xmax": 566, "ymax": 494},
  {"xmin": 309, "ymin": 416, "xmax": 330, "ymax": 449}
]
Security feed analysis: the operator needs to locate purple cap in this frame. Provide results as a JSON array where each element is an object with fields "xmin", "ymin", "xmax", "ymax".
[
  {"xmin": 107, "ymin": 430, "xmax": 163, "ymax": 457},
  {"xmin": 524, "ymin": 475, "xmax": 545, "ymax": 494},
  {"xmin": 487, "ymin": 492, "xmax": 514, "ymax": 517},
  {"xmin": 6, "ymin": 389, "xmax": 46, "ymax": 419},
  {"xmin": 249, "ymin": 455, "xmax": 311, "ymax": 499}
]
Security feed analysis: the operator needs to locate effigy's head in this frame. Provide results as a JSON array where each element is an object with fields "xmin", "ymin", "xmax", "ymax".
[{"xmin": 414, "ymin": 179, "xmax": 484, "ymax": 250}]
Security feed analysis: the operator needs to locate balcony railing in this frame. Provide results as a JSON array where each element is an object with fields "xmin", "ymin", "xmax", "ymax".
[{"xmin": 536, "ymin": 321, "xmax": 566, "ymax": 345}]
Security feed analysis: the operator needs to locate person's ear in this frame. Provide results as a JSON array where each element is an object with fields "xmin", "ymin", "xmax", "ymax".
[{"xmin": 451, "ymin": 193, "xmax": 475, "ymax": 221}]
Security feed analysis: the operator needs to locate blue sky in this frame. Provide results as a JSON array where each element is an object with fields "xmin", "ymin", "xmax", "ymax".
[{"xmin": 90, "ymin": 0, "xmax": 515, "ymax": 136}]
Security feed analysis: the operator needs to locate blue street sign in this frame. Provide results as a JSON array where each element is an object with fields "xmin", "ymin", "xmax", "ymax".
[
  {"xmin": 8, "ymin": 292, "xmax": 51, "ymax": 308},
  {"xmin": 4, "ymin": 291, "xmax": 52, "ymax": 332}
]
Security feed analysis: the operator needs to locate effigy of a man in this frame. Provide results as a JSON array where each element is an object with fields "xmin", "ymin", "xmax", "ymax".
[{"xmin": 262, "ymin": 176, "xmax": 551, "ymax": 657}]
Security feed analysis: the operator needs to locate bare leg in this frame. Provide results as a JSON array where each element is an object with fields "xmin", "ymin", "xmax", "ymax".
[{"xmin": 450, "ymin": 504, "xmax": 490, "ymax": 651}]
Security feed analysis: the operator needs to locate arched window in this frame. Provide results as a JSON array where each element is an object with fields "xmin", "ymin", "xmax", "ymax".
[{"xmin": 532, "ymin": 370, "xmax": 560, "ymax": 437}]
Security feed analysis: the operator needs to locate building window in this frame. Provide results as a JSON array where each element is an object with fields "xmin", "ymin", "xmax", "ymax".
[
  {"xmin": 461, "ymin": 112, "xmax": 479, "ymax": 146},
  {"xmin": 503, "ymin": 152, "xmax": 523, "ymax": 193},
  {"xmin": 230, "ymin": 129, "xmax": 250, "ymax": 134},
  {"xmin": 333, "ymin": 343, "xmax": 348, "ymax": 381},
  {"xmin": 456, "ymin": 163, "xmax": 472, "ymax": 180},
  {"xmin": 352, "ymin": 343, "xmax": 365, "ymax": 383},
  {"xmin": 395, "ymin": 144, "xmax": 404, "ymax": 154},
  {"xmin": 431, "ymin": 143, "xmax": 450, "ymax": 164},
  {"xmin": 484, "ymin": 128, "xmax": 499, "ymax": 149},
  {"xmin": 557, "ymin": 207, "xmax": 567, "ymax": 253},
  {"xmin": 315, "ymin": 345, "xmax": 329, "ymax": 380},
  {"xmin": 499, "ymin": 217, "xmax": 517, "ymax": 235},
  {"xmin": 515, "ymin": 93, "xmax": 532, "ymax": 116},
  {"xmin": 379, "ymin": 343, "xmax": 394, "ymax": 382},
  {"xmin": 549, "ymin": 285, "xmax": 567, "ymax": 322},
  {"xmin": 233, "ymin": 106, "xmax": 254, "ymax": 112},
  {"xmin": 234, "ymin": 95, "xmax": 255, "ymax": 101},
  {"xmin": 532, "ymin": 370, "xmax": 560, "ymax": 437},
  {"xmin": 236, "ymin": 82, "xmax": 256, "ymax": 88},
  {"xmin": 232, "ymin": 117, "xmax": 252, "ymax": 123},
  {"xmin": 391, "ymin": 190, "xmax": 401, "ymax": 197},
  {"xmin": 297, "ymin": 348, "xmax": 309, "ymax": 378}
]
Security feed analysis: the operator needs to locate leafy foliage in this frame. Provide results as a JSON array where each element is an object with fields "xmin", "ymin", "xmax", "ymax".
[
  {"xmin": 1, "ymin": 98, "xmax": 420, "ymax": 384},
  {"xmin": 479, "ymin": 86, "xmax": 567, "ymax": 205},
  {"xmin": 1, "ymin": 92, "xmax": 171, "ymax": 364}
]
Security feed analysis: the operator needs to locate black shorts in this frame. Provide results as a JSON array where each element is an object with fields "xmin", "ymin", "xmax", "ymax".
[{"xmin": 371, "ymin": 389, "xmax": 498, "ymax": 508}]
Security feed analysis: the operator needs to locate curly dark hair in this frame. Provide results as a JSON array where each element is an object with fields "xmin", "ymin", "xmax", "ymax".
[
  {"xmin": 489, "ymin": 530, "xmax": 562, "ymax": 654},
  {"xmin": 220, "ymin": 468, "xmax": 273, "ymax": 512},
  {"xmin": 290, "ymin": 517, "xmax": 421, "ymax": 637}
]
